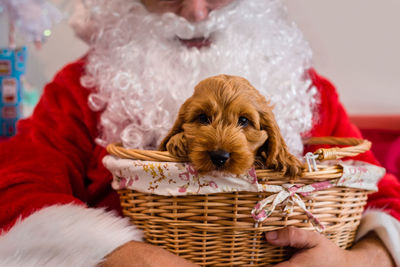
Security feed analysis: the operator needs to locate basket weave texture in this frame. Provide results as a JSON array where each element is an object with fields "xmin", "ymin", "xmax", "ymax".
[{"xmin": 107, "ymin": 137, "xmax": 373, "ymax": 266}]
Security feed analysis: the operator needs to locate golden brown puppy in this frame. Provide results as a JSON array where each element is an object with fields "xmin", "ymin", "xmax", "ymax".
[{"xmin": 159, "ymin": 75, "xmax": 303, "ymax": 177}]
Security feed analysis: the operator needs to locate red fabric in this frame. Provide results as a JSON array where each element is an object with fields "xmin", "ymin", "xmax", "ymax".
[
  {"xmin": 0, "ymin": 61, "xmax": 399, "ymax": 233},
  {"xmin": 0, "ymin": 59, "xmax": 118, "ymax": 232},
  {"xmin": 386, "ymin": 137, "xmax": 400, "ymax": 179}
]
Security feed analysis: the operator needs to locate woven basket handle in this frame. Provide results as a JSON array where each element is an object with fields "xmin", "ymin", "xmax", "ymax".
[
  {"xmin": 303, "ymin": 137, "xmax": 371, "ymax": 161},
  {"xmin": 107, "ymin": 143, "xmax": 182, "ymax": 162},
  {"xmin": 107, "ymin": 137, "xmax": 371, "ymax": 162}
]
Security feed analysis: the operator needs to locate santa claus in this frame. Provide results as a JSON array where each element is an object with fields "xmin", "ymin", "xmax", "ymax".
[{"xmin": 0, "ymin": 0, "xmax": 399, "ymax": 266}]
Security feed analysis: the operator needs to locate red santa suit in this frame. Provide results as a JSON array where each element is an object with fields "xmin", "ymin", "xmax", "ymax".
[{"xmin": 0, "ymin": 59, "xmax": 399, "ymax": 266}]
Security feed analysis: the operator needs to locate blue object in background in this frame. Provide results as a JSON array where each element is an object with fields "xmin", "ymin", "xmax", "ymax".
[{"xmin": 0, "ymin": 46, "xmax": 27, "ymax": 137}]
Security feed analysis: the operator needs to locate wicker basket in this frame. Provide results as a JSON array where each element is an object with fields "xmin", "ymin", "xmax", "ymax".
[{"xmin": 106, "ymin": 137, "xmax": 378, "ymax": 266}]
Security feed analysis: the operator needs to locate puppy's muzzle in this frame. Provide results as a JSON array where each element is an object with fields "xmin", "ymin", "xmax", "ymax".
[{"xmin": 209, "ymin": 150, "xmax": 230, "ymax": 168}]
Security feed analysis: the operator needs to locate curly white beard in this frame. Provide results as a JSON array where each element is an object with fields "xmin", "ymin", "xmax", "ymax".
[{"xmin": 76, "ymin": 0, "xmax": 318, "ymax": 157}]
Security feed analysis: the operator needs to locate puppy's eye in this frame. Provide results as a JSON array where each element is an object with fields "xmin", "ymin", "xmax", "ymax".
[
  {"xmin": 238, "ymin": 116, "xmax": 249, "ymax": 127},
  {"xmin": 198, "ymin": 114, "xmax": 211, "ymax": 125}
]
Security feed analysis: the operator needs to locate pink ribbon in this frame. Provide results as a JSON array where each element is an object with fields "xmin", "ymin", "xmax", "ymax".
[{"xmin": 251, "ymin": 181, "xmax": 334, "ymax": 232}]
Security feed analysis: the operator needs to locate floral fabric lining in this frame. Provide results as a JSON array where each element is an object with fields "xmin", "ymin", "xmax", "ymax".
[{"xmin": 104, "ymin": 156, "xmax": 384, "ymax": 195}]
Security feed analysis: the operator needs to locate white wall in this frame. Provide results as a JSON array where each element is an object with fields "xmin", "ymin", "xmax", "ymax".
[
  {"xmin": 1, "ymin": 0, "xmax": 399, "ymax": 114},
  {"xmin": 284, "ymin": 0, "xmax": 400, "ymax": 114}
]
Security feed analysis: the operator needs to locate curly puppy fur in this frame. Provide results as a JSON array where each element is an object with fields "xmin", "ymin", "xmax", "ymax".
[{"xmin": 159, "ymin": 75, "xmax": 303, "ymax": 177}]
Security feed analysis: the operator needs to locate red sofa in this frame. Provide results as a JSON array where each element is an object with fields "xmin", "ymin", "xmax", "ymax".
[{"xmin": 351, "ymin": 115, "xmax": 400, "ymax": 179}]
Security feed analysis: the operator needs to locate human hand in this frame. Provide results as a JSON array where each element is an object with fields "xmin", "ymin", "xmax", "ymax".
[
  {"xmin": 100, "ymin": 241, "xmax": 199, "ymax": 267},
  {"xmin": 265, "ymin": 227, "xmax": 394, "ymax": 267}
]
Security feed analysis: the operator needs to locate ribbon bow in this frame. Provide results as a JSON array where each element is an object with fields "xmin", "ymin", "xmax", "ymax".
[{"xmin": 251, "ymin": 181, "xmax": 334, "ymax": 232}]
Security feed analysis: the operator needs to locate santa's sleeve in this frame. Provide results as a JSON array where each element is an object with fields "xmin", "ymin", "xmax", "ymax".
[
  {"xmin": 0, "ymin": 59, "xmax": 142, "ymax": 266},
  {"xmin": 308, "ymin": 69, "xmax": 400, "ymax": 264}
]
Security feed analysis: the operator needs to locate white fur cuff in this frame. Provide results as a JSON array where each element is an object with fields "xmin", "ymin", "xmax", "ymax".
[
  {"xmin": 356, "ymin": 210, "xmax": 400, "ymax": 266},
  {"xmin": 0, "ymin": 205, "xmax": 143, "ymax": 267}
]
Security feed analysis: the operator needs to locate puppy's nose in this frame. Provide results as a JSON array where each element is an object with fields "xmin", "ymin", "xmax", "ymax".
[{"xmin": 209, "ymin": 150, "xmax": 230, "ymax": 167}]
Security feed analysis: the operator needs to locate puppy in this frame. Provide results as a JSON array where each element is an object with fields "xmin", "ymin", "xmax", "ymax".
[{"xmin": 159, "ymin": 75, "xmax": 303, "ymax": 177}]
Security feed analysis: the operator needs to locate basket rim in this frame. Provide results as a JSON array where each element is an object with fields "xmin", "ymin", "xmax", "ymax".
[
  {"xmin": 106, "ymin": 137, "xmax": 372, "ymax": 181},
  {"xmin": 107, "ymin": 136, "xmax": 371, "ymax": 162}
]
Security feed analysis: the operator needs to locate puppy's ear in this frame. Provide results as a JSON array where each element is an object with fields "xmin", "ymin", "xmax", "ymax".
[
  {"xmin": 158, "ymin": 102, "xmax": 187, "ymax": 154},
  {"xmin": 258, "ymin": 107, "xmax": 303, "ymax": 178}
]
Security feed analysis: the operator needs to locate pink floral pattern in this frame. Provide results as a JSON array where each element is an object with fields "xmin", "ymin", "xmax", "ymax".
[
  {"xmin": 104, "ymin": 156, "xmax": 384, "ymax": 195},
  {"xmin": 104, "ymin": 156, "xmax": 259, "ymax": 195}
]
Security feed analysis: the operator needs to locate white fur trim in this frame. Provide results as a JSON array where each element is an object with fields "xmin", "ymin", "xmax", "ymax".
[
  {"xmin": 0, "ymin": 204, "xmax": 143, "ymax": 267},
  {"xmin": 356, "ymin": 210, "xmax": 400, "ymax": 266}
]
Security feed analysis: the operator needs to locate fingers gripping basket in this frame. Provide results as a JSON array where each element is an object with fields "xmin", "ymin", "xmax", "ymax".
[{"xmin": 104, "ymin": 137, "xmax": 384, "ymax": 266}]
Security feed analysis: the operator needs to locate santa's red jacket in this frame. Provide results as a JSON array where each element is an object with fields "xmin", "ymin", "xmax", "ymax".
[{"xmin": 0, "ymin": 58, "xmax": 399, "ymax": 266}]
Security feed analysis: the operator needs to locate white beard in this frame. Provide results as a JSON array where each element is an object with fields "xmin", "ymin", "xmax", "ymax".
[{"xmin": 77, "ymin": 0, "xmax": 318, "ymax": 157}]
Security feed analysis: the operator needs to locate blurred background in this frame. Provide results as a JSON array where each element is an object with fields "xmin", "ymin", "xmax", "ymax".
[{"xmin": 1, "ymin": 0, "xmax": 399, "ymax": 115}]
